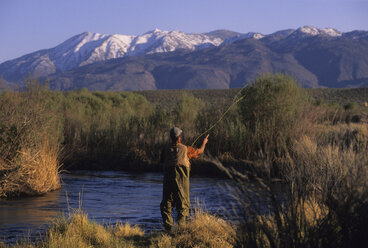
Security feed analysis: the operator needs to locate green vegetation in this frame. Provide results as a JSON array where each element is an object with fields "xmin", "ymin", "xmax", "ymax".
[
  {"xmin": 1, "ymin": 74, "xmax": 368, "ymax": 246},
  {"xmin": 2, "ymin": 76, "xmax": 368, "ymax": 197},
  {"xmin": 238, "ymin": 74, "xmax": 309, "ymax": 159},
  {"xmin": 307, "ymin": 87, "xmax": 368, "ymax": 106},
  {"xmin": 136, "ymin": 87, "xmax": 368, "ymax": 110}
]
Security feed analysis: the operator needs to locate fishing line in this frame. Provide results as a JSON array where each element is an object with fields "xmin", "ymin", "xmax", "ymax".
[{"xmin": 191, "ymin": 85, "xmax": 249, "ymax": 147}]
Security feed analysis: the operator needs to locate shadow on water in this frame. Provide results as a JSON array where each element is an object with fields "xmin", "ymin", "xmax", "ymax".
[{"xmin": 0, "ymin": 171, "xmax": 236, "ymax": 244}]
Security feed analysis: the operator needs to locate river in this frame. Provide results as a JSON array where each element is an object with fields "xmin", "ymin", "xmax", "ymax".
[{"xmin": 0, "ymin": 171, "xmax": 236, "ymax": 244}]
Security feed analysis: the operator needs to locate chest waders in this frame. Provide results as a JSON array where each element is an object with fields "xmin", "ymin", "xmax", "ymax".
[{"xmin": 160, "ymin": 143, "xmax": 190, "ymax": 231}]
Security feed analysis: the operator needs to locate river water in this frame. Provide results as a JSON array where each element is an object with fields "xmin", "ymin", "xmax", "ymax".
[{"xmin": 0, "ymin": 171, "xmax": 236, "ymax": 244}]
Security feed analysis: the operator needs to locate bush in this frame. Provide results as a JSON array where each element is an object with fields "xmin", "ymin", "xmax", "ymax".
[
  {"xmin": 173, "ymin": 93, "xmax": 204, "ymax": 139},
  {"xmin": 238, "ymin": 74, "xmax": 309, "ymax": 158},
  {"xmin": 343, "ymin": 102, "xmax": 358, "ymax": 111}
]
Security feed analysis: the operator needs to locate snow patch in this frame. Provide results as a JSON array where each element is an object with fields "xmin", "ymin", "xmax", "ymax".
[
  {"xmin": 296, "ymin": 26, "xmax": 342, "ymax": 37},
  {"xmin": 299, "ymin": 26, "xmax": 320, "ymax": 36},
  {"xmin": 320, "ymin": 28, "xmax": 342, "ymax": 37}
]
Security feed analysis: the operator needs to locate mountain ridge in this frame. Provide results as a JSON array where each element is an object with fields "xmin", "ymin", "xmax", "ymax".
[
  {"xmin": 0, "ymin": 29, "xmax": 227, "ymax": 82},
  {"xmin": 1, "ymin": 26, "xmax": 368, "ymax": 90}
]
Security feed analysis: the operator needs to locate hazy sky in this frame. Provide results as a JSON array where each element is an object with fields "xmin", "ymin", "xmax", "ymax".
[{"xmin": 0, "ymin": 0, "xmax": 367, "ymax": 62}]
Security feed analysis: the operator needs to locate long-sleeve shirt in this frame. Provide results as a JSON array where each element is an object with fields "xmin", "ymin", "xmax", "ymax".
[{"xmin": 187, "ymin": 146, "xmax": 200, "ymax": 159}]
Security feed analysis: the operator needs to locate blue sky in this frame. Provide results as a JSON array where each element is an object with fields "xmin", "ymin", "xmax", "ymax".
[{"xmin": 0, "ymin": 0, "xmax": 367, "ymax": 63}]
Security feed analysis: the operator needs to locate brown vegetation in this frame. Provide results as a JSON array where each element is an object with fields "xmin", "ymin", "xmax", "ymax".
[
  {"xmin": 0, "ymin": 83, "xmax": 61, "ymax": 197},
  {"xmin": 151, "ymin": 207, "xmax": 236, "ymax": 248},
  {"xmin": 0, "ymin": 138, "xmax": 60, "ymax": 197},
  {"xmin": 1, "ymin": 208, "xmax": 235, "ymax": 248}
]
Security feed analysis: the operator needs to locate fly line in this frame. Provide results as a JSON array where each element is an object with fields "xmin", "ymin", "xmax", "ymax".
[{"xmin": 191, "ymin": 85, "xmax": 248, "ymax": 147}]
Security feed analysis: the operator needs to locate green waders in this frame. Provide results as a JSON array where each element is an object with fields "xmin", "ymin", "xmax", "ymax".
[{"xmin": 160, "ymin": 164, "xmax": 190, "ymax": 231}]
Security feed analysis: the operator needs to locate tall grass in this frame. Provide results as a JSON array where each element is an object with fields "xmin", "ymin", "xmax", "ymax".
[
  {"xmin": 0, "ymin": 138, "xmax": 60, "ymax": 197},
  {"xmin": 290, "ymin": 136, "xmax": 368, "ymax": 247},
  {"xmin": 230, "ymin": 133, "xmax": 368, "ymax": 247},
  {"xmin": 0, "ymin": 82, "xmax": 62, "ymax": 197}
]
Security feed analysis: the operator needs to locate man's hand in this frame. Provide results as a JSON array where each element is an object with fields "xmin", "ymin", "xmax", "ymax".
[{"xmin": 198, "ymin": 134, "xmax": 209, "ymax": 154}]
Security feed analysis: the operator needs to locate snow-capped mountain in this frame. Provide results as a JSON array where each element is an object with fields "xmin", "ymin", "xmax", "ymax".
[
  {"xmin": 1, "ymin": 26, "xmax": 367, "ymax": 83},
  {"xmin": 52, "ymin": 29, "xmax": 225, "ymax": 70},
  {"xmin": 222, "ymin": 32, "xmax": 264, "ymax": 45},
  {"xmin": 294, "ymin": 26, "xmax": 342, "ymax": 37},
  {"xmin": 0, "ymin": 29, "xmax": 225, "ymax": 81}
]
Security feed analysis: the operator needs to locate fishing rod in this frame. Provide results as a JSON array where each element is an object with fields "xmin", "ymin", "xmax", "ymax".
[{"xmin": 191, "ymin": 85, "xmax": 249, "ymax": 147}]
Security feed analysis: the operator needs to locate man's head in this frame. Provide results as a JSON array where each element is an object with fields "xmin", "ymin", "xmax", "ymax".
[{"xmin": 170, "ymin": 127, "xmax": 182, "ymax": 143}]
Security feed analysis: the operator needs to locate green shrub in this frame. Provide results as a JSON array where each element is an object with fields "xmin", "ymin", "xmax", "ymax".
[
  {"xmin": 238, "ymin": 74, "xmax": 309, "ymax": 158},
  {"xmin": 173, "ymin": 93, "xmax": 204, "ymax": 139},
  {"xmin": 343, "ymin": 102, "xmax": 358, "ymax": 111}
]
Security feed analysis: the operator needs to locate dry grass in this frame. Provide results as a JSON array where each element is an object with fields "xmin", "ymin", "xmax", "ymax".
[
  {"xmin": 300, "ymin": 198, "xmax": 327, "ymax": 226},
  {"xmin": 0, "ymin": 85, "xmax": 63, "ymax": 198},
  {"xmin": 151, "ymin": 207, "xmax": 236, "ymax": 248},
  {"xmin": 3, "ymin": 208, "xmax": 235, "ymax": 248},
  {"xmin": 232, "ymin": 129, "xmax": 368, "ymax": 247},
  {"xmin": 0, "ymin": 137, "xmax": 61, "ymax": 197},
  {"xmin": 292, "ymin": 134, "xmax": 366, "ymax": 192},
  {"xmin": 316, "ymin": 122, "xmax": 368, "ymax": 152},
  {"xmin": 39, "ymin": 211, "xmax": 138, "ymax": 248},
  {"xmin": 247, "ymin": 197, "xmax": 328, "ymax": 246},
  {"xmin": 113, "ymin": 222, "xmax": 144, "ymax": 238}
]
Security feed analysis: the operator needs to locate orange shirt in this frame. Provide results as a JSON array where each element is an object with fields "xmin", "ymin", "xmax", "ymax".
[
  {"xmin": 160, "ymin": 143, "xmax": 201, "ymax": 166},
  {"xmin": 187, "ymin": 146, "xmax": 200, "ymax": 160}
]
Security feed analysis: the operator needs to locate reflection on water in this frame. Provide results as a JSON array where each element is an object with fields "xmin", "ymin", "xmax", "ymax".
[
  {"xmin": 0, "ymin": 190, "xmax": 61, "ymax": 243},
  {"xmin": 0, "ymin": 190, "xmax": 60, "ymax": 226},
  {"xmin": 0, "ymin": 171, "xmax": 234, "ymax": 244}
]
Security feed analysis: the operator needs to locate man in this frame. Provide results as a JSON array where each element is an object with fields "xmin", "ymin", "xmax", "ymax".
[{"xmin": 160, "ymin": 127, "xmax": 209, "ymax": 231}]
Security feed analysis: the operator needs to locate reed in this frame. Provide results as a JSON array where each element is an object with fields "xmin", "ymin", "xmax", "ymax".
[
  {"xmin": 0, "ymin": 137, "xmax": 61, "ymax": 197},
  {"xmin": 232, "ymin": 134, "xmax": 368, "ymax": 247},
  {"xmin": 0, "ymin": 82, "xmax": 62, "ymax": 198}
]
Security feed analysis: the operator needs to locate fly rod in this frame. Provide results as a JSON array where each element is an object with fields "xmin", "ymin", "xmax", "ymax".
[{"xmin": 191, "ymin": 85, "xmax": 248, "ymax": 147}]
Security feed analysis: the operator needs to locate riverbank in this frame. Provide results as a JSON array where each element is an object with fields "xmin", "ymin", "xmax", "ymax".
[
  {"xmin": 0, "ymin": 209, "xmax": 236, "ymax": 248},
  {"xmin": 0, "ymin": 171, "xmax": 236, "ymax": 245}
]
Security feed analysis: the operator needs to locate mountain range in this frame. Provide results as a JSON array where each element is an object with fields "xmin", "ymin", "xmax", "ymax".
[{"xmin": 1, "ymin": 26, "xmax": 368, "ymax": 90}]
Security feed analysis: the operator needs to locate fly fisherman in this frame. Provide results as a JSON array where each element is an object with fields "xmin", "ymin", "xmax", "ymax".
[{"xmin": 160, "ymin": 127, "xmax": 209, "ymax": 231}]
